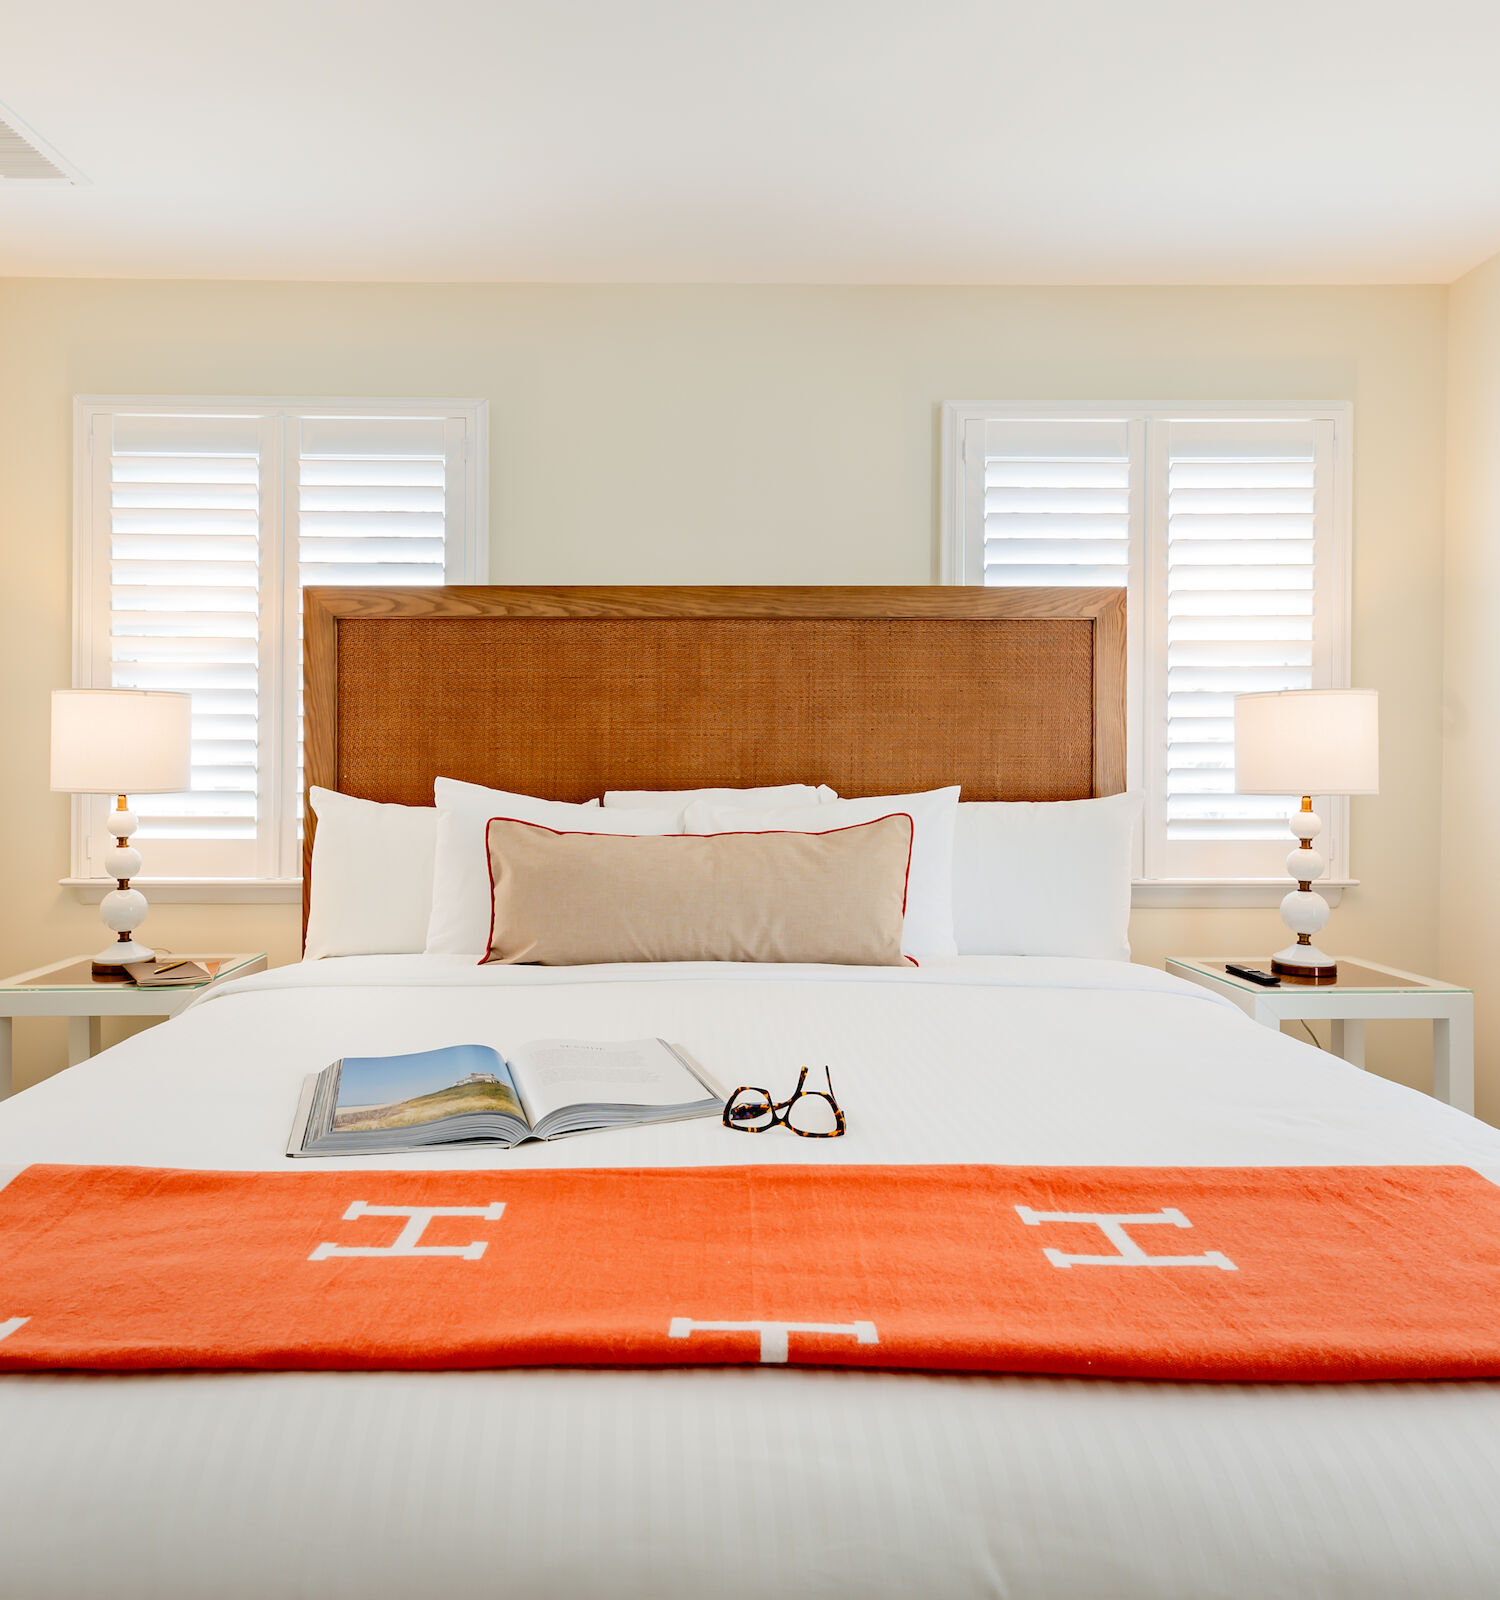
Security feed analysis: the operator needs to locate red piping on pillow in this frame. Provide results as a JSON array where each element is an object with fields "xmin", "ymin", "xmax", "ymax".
[{"xmin": 478, "ymin": 812, "xmax": 918, "ymax": 968}]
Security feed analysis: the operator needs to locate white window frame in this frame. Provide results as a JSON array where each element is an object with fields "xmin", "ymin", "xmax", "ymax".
[
  {"xmin": 941, "ymin": 400, "xmax": 1353, "ymax": 905},
  {"xmin": 68, "ymin": 395, "xmax": 489, "ymax": 902}
]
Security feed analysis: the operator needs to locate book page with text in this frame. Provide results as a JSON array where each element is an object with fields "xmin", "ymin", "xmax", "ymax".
[{"xmin": 509, "ymin": 1039, "xmax": 708, "ymax": 1125}]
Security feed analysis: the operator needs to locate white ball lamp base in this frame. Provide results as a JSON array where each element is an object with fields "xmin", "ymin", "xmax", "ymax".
[
  {"xmin": 93, "ymin": 797, "xmax": 155, "ymax": 976},
  {"xmin": 1271, "ymin": 797, "xmax": 1337, "ymax": 984}
]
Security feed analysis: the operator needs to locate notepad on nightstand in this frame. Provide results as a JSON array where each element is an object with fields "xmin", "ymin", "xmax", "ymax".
[{"xmin": 123, "ymin": 959, "xmax": 218, "ymax": 988}]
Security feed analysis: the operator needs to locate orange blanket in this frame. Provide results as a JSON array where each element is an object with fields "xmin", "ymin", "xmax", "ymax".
[{"xmin": 1, "ymin": 1162, "xmax": 1498, "ymax": 1380}]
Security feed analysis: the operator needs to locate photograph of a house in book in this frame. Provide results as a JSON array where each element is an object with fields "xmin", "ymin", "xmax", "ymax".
[{"xmin": 331, "ymin": 1047, "xmax": 523, "ymax": 1131}]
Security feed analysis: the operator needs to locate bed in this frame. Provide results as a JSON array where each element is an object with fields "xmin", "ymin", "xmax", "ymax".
[{"xmin": 3, "ymin": 586, "xmax": 1499, "ymax": 1599}]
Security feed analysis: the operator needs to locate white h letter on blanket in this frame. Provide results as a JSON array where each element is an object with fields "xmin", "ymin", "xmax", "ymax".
[
  {"xmin": 309, "ymin": 1201, "xmax": 506, "ymax": 1261},
  {"xmin": 0, "ymin": 1316, "xmax": 28, "ymax": 1343},
  {"xmin": 1014, "ymin": 1206, "xmax": 1237, "ymax": 1270},
  {"xmin": 667, "ymin": 1318, "xmax": 879, "ymax": 1364}
]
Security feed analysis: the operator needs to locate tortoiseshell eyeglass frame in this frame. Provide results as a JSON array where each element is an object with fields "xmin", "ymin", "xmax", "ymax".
[{"xmin": 722, "ymin": 1066, "xmax": 846, "ymax": 1138}]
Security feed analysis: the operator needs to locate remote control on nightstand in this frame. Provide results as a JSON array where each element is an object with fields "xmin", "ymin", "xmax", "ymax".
[{"xmin": 1224, "ymin": 964, "xmax": 1282, "ymax": 987}]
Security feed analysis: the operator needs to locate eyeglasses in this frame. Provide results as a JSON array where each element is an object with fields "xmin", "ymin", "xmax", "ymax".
[{"xmin": 722, "ymin": 1066, "xmax": 846, "ymax": 1138}]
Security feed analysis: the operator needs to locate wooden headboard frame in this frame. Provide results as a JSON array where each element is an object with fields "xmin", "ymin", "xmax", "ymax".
[{"xmin": 301, "ymin": 585, "xmax": 1126, "ymax": 942}]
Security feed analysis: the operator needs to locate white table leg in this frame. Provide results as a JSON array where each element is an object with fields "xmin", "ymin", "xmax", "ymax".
[
  {"xmin": 1434, "ymin": 1000, "xmax": 1475, "ymax": 1114},
  {"xmin": 0, "ymin": 1017, "xmax": 11, "ymax": 1099},
  {"xmin": 66, "ymin": 1015, "xmax": 102, "ymax": 1067},
  {"xmin": 1330, "ymin": 1019, "xmax": 1366, "ymax": 1069},
  {"xmin": 1251, "ymin": 997, "xmax": 1282, "ymax": 1028}
]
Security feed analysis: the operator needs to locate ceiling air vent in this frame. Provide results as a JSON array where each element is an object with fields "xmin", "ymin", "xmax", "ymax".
[{"xmin": 0, "ymin": 104, "xmax": 79, "ymax": 182}]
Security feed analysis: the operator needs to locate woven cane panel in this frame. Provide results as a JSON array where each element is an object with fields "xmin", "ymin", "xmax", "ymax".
[{"xmin": 333, "ymin": 616, "xmax": 1095, "ymax": 805}]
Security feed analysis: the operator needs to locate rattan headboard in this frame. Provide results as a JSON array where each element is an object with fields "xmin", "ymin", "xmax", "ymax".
[{"xmin": 302, "ymin": 585, "xmax": 1126, "ymax": 938}]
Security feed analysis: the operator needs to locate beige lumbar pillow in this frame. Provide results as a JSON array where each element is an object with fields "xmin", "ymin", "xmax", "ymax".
[{"xmin": 484, "ymin": 813, "xmax": 915, "ymax": 966}]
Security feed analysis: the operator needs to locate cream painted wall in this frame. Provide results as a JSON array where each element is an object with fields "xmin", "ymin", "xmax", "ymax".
[
  {"xmin": 1441, "ymin": 251, "xmax": 1500, "ymax": 1123},
  {"xmin": 0, "ymin": 281, "xmax": 1450, "ymax": 1097}
]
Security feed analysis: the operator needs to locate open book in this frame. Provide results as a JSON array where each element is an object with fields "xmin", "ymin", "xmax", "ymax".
[{"xmin": 287, "ymin": 1039, "xmax": 722, "ymax": 1157}]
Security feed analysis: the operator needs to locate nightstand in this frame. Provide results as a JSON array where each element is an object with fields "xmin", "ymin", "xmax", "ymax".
[
  {"xmin": 0, "ymin": 952, "xmax": 268, "ymax": 1099},
  {"xmin": 1165, "ymin": 956, "xmax": 1474, "ymax": 1113}
]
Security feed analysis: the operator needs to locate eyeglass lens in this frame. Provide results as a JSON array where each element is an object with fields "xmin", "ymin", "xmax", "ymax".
[
  {"xmin": 725, "ymin": 1088, "xmax": 776, "ymax": 1129},
  {"xmin": 785, "ymin": 1091, "xmax": 840, "ymax": 1136}
]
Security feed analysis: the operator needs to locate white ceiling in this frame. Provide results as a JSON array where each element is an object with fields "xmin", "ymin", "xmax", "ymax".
[{"xmin": 2, "ymin": 0, "xmax": 1499, "ymax": 284}]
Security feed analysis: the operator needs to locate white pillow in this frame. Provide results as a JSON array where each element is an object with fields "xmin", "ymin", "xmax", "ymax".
[
  {"xmin": 683, "ymin": 787, "xmax": 961, "ymax": 959},
  {"xmin": 305, "ymin": 788, "xmax": 437, "ymax": 960},
  {"xmin": 425, "ymin": 778, "xmax": 679, "ymax": 956},
  {"xmin": 604, "ymin": 784, "xmax": 838, "ymax": 816},
  {"xmin": 951, "ymin": 792, "xmax": 1142, "ymax": 961}
]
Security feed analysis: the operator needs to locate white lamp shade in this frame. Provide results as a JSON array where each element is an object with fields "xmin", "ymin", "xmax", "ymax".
[
  {"xmin": 1233, "ymin": 689, "xmax": 1380, "ymax": 796},
  {"xmin": 50, "ymin": 690, "xmax": 193, "ymax": 794}
]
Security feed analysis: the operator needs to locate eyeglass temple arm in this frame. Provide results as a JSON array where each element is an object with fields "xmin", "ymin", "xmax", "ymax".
[{"xmin": 799, "ymin": 1065, "xmax": 835, "ymax": 1099}]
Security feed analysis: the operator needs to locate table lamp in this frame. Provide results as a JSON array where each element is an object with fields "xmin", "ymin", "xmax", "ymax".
[
  {"xmin": 51, "ymin": 689, "xmax": 194, "ymax": 975},
  {"xmin": 1233, "ymin": 688, "xmax": 1379, "ymax": 983}
]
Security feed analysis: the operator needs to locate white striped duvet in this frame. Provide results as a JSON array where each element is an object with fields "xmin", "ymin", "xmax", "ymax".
[{"xmin": 2, "ymin": 954, "xmax": 1498, "ymax": 1599}]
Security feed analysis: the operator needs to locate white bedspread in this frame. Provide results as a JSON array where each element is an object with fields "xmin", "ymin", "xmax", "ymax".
[{"xmin": 2, "ymin": 955, "xmax": 1498, "ymax": 1599}]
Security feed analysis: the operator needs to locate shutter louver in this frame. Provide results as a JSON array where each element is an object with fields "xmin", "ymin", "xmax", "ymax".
[
  {"xmin": 980, "ymin": 418, "xmax": 1129, "ymax": 589},
  {"xmin": 1164, "ymin": 420, "xmax": 1317, "ymax": 841},
  {"xmin": 106, "ymin": 414, "xmax": 262, "ymax": 843}
]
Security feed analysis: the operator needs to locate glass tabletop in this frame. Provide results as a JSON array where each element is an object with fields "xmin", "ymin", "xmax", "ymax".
[
  {"xmin": 1, "ymin": 953, "xmax": 263, "ymax": 993},
  {"xmin": 1171, "ymin": 957, "xmax": 1469, "ymax": 996}
]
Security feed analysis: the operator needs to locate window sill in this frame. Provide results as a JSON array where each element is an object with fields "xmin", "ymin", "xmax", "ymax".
[
  {"xmin": 61, "ymin": 878, "xmax": 1347, "ymax": 911},
  {"xmin": 1132, "ymin": 879, "xmax": 1354, "ymax": 909},
  {"xmin": 62, "ymin": 877, "xmax": 1352, "ymax": 911},
  {"xmin": 63, "ymin": 878, "xmax": 302, "ymax": 905}
]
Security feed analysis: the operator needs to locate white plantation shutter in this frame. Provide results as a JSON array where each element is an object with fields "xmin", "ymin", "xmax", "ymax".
[
  {"xmin": 285, "ymin": 416, "xmax": 460, "ymax": 840},
  {"xmin": 296, "ymin": 416, "xmax": 455, "ymax": 587},
  {"xmin": 946, "ymin": 403, "xmax": 1349, "ymax": 885},
  {"xmin": 73, "ymin": 399, "xmax": 486, "ymax": 886},
  {"xmin": 1158, "ymin": 420, "xmax": 1324, "ymax": 861},
  {"xmin": 975, "ymin": 419, "xmax": 1132, "ymax": 589},
  {"xmin": 85, "ymin": 413, "xmax": 274, "ymax": 877}
]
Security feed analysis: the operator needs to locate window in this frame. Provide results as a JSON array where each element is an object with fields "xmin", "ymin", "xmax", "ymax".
[
  {"xmin": 943, "ymin": 403, "xmax": 1351, "ymax": 889},
  {"xmin": 71, "ymin": 397, "xmax": 488, "ymax": 890}
]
